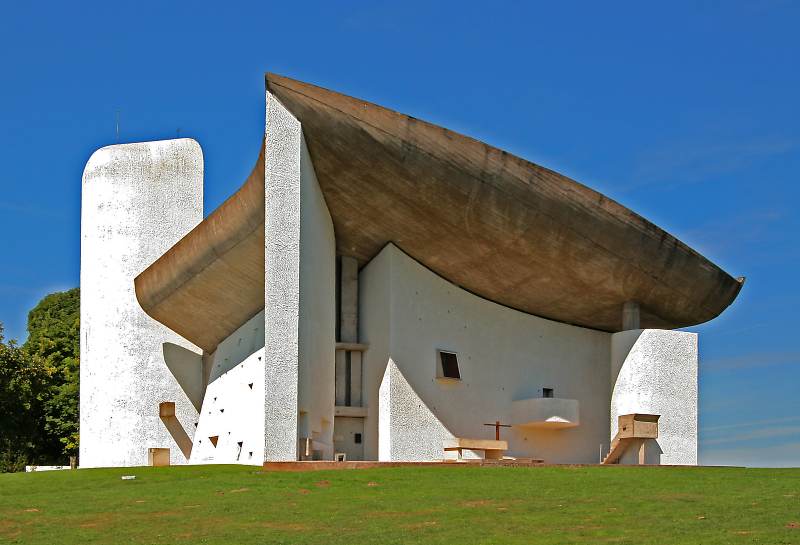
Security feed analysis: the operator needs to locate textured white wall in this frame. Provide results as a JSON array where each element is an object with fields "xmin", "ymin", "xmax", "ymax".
[
  {"xmin": 207, "ymin": 310, "xmax": 265, "ymax": 382},
  {"xmin": 358, "ymin": 244, "xmax": 392, "ymax": 461},
  {"xmin": 80, "ymin": 139, "xmax": 203, "ymax": 468},
  {"xmin": 297, "ymin": 138, "xmax": 336, "ymax": 459},
  {"xmin": 610, "ymin": 329, "xmax": 698, "ymax": 465},
  {"xmin": 263, "ymin": 92, "xmax": 336, "ymax": 461},
  {"xmin": 361, "ymin": 244, "xmax": 612, "ymax": 463},
  {"xmin": 264, "ymin": 92, "xmax": 302, "ymax": 461},
  {"xmin": 378, "ymin": 359, "xmax": 454, "ymax": 461},
  {"xmin": 190, "ymin": 345, "xmax": 266, "ymax": 465}
]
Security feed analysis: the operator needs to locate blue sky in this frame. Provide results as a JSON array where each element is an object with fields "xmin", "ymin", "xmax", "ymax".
[{"xmin": 1, "ymin": 1, "xmax": 797, "ymax": 466}]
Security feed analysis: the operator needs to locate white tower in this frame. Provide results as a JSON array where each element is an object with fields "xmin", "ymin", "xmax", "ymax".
[{"xmin": 79, "ymin": 139, "xmax": 203, "ymax": 467}]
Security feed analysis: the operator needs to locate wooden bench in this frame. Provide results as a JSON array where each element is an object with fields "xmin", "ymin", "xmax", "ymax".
[{"xmin": 443, "ymin": 438, "xmax": 508, "ymax": 461}]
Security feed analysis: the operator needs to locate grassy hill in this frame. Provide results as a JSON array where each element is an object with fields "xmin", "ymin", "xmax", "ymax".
[{"xmin": 1, "ymin": 465, "xmax": 798, "ymax": 544}]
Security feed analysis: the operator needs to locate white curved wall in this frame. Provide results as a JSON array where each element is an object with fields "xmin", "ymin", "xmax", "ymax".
[
  {"xmin": 80, "ymin": 139, "xmax": 203, "ymax": 468},
  {"xmin": 361, "ymin": 244, "xmax": 612, "ymax": 463},
  {"xmin": 610, "ymin": 329, "xmax": 698, "ymax": 465},
  {"xmin": 297, "ymin": 137, "xmax": 336, "ymax": 459}
]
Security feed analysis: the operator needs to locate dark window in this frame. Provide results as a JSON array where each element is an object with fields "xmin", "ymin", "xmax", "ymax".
[
  {"xmin": 439, "ymin": 351, "xmax": 461, "ymax": 379},
  {"xmin": 354, "ymin": 433, "xmax": 362, "ymax": 444},
  {"xmin": 542, "ymin": 388, "xmax": 554, "ymax": 398}
]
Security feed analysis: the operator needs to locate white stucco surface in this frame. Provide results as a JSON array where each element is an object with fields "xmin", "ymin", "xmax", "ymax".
[
  {"xmin": 296, "ymin": 138, "xmax": 336, "ymax": 460},
  {"xmin": 80, "ymin": 139, "xmax": 203, "ymax": 468},
  {"xmin": 511, "ymin": 397, "xmax": 580, "ymax": 429},
  {"xmin": 190, "ymin": 348, "xmax": 266, "ymax": 465},
  {"xmin": 207, "ymin": 310, "xmax": 266, "ymax": 382},
  {"xmin": 361, "ymin": 244, "xmax": 612, "ymax": 463},
  {"xmin": 263, "ymin": 92, "xmax": 336, "ymax": 461},
  {"xmin": 378, "ymin": 359, "xmax": 454, "ymax": 461},
  {"xmin": 610, "ymin": 329, "xmax": 698, "ymax": 465},
  {"xmin": 263, "ymin": 92, "xmax": 302, "ymax": 461}
]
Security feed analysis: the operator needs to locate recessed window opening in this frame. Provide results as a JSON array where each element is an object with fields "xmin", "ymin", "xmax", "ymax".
[
  {"xmin": 354, "ymin": 433, "xmax": 362, "ymax": 444},
  {"xmin": 438, "ymin": 350, "xmax": 461, "ymax": 380},
  {"xmin": 542, "ymin": 388, "xmax": 554, "ymax": 398}
]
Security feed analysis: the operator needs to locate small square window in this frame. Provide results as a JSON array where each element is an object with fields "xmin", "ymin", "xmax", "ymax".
[
  {"xmin": 438, "ymin": 351, "xmax": 461, "ymax": 380},
  {"xmin": 542, "ymin": 388, "xmax": 554, "ymax": 398},
  {"xmin": 354, "ymin": 433, "xmax": 362, "ymax": 444}
]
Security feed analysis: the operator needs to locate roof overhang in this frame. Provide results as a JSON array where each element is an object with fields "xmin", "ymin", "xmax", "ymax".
[{"xmin": 134, "ymin": 73, "xmax": 743, "ymax": 352}]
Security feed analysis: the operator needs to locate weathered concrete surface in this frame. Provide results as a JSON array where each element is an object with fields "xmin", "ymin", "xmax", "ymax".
[
  {"xmin": 267, "ymin": 73, "xmax": 744, "ymax": 332},
  {"xmin": 135, "ymin": 73, "xmax": 743, "ymax": 353},
  {"xmin": 134, "ymin": 144, "xmax": 265, "ymax": 352},
  {"xmin": 80, "ymin": 139, "xmax": 203, "ymax": 468}
]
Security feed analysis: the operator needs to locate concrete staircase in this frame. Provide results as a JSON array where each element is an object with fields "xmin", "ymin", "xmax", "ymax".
[{"xmin": 602, "ymin": 413, "xmax": 659, "ymax": 465}]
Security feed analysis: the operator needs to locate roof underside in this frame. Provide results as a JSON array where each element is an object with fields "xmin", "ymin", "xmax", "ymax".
[{"xmin": 134, "ymin": 73, "xmax": 743, "ymax": 352}]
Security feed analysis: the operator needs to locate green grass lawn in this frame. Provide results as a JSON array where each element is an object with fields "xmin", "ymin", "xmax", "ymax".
[{"xmin": 1, "ymin": 465, "xmax": 799, "ymax": 544}]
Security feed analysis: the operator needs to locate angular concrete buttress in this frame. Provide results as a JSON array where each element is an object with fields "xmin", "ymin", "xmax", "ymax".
[{"xmin": 263, "ymin": 91, "xmax": 337, "ymax": 461}]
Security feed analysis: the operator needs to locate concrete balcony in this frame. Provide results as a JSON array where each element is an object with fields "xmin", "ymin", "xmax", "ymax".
[{"xmin": 511, "ymin": 397, "xmax": 580, "ymax": 429}]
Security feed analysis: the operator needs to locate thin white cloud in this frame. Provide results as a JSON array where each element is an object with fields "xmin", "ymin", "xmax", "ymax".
[
  {"xmin": 703, "ymin": 425, "xmax": 800, "ymax": 446},
  {"xmin": 0, "ymin": 201, "xmax": 69, "ymax": 220},
  {"xmin": 702, "ymin": 415, "xmax": 800, "ymax": 433},
  {"xmin": 678, "ymin": 208, "xmax": 786, "ymax": 258},
  {"xmin": 620, "ymin": 136, "xmax": 800, "ymax": 192},
  {"xmin": 701, "ymin": 441, "xmax": 800, "ymax": 468},
  {"xmin": 703, "ymin": 351, "xmax": 800, "ymax": 372}
]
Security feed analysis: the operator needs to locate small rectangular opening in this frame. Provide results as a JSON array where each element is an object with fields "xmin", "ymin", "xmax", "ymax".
[
  {"xmin": 437, "ymin": 351, "xmax": 461, "ymax": 380},
  {"xmin": 354, "ymin": 433, "xmax": 362, "ymax": 444},
  {"xmin": 542, "ymin": 388, "xmax": 554, "ymax": 398}
]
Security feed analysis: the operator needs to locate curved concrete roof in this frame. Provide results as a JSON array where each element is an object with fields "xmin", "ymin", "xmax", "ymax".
[{"xmin": 135, "ymin": 73, "xmax": 743, "ymax": 352}]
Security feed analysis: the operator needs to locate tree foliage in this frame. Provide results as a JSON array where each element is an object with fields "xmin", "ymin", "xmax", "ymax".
[
  {"xmin": 0, "ymin": 325, "xmax": 54, "ymax": 472},
  {"xmin": 23, "ymin": 287, "xmax": 80, "ymax": 458},
  {"xmin": 0, "ymin": 288, "xmax": 80, "ymax": 472}
]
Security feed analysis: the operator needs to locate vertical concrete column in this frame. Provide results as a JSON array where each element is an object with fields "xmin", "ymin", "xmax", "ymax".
[
  {"xmin": 339, "ymin": 256, "xmax": 359, "ymax": 342},
  {"xmin": 622, "ymin": 301, "xmax": 640, "ymax": 330},
  {"xmin": 335, "ymin": 255, "xmax": 361, "ymax": 406},
  {"xmin": 264, "ymin": 92, "xmax": 303, "ymax": 461},
  {"xmin": 335, "ymin": 350, "xmax": 347, "ymax": 406},
  {"xmin": 80, "ymin": 139, "xmax": 203, "ymax": 468},
  {"xmin": 350, "ymin": 351, "xmax": 363, "ymax": 407},
  {"xmin": 264, "ymin": 92, "xmax": 337, "ymax": 461}
]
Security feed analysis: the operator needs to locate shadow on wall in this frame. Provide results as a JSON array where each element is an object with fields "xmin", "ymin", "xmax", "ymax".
[
  {"xmin": 158, "ymin": 402, "xmax": 193, "ymax": 459},
  {"xmin": 379, "ymin": 359, "xmax": 456, "ymax": 461},
  {"xmin": 163, "ymin": 342, "xmax": 204, "ymax": 411},
  {"xmin": 610, "ymin": 330, "xmax": 643, "ymax": 388}
]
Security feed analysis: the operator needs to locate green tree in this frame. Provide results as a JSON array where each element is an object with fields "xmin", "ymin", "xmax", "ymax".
[
  {"xmin": 0, "ymin": 324, "xmax": 54, "ymax": 472},
  {"xmin": 23, "ymin": 288, "xmax": 80, "ymax": 460}
]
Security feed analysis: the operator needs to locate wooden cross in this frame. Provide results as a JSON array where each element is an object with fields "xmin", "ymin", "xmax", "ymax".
[{"xmin": 483, "ymin": 420, "xmax": 512, "ymax": 440}]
